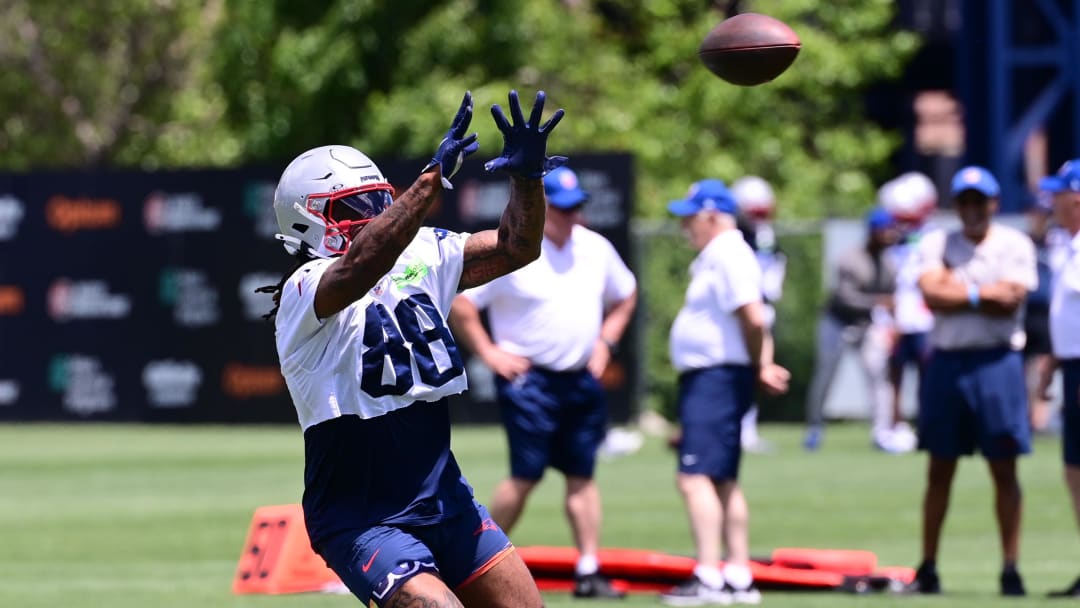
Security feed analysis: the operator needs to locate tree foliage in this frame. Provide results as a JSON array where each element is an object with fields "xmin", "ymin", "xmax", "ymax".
[
  {"xmin": 212, "ymin": 0, "xmax": 917, "ymax": 219},
  {"xmin": 3, "ymin": 0, "xmax": 920, "ymax": 419},
  {"xmin": 0, "ymin": 0, "xmax": 240, "ymax": 169},
  {"xmin": 4, "ymin": 0, "xmax": 917, "ymax": 217}
]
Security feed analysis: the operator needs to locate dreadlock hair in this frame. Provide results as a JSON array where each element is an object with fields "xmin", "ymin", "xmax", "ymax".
[{"xmin": 256, "ymin": 249, "xmax": 318, "ymax": 322}]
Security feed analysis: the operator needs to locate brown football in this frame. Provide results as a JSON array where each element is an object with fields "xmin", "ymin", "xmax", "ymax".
[{"xmin": 699, "ymin": 13, "xmax": 801, "ymax": 86}]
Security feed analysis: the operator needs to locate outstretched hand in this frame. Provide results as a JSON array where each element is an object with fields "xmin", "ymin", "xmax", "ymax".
[
  {"xmin": 484, "ymin": 90, "xmax": 566, "ymax": 178},
  {"xmin": 424, "ymin": 91, "xmax": 480, "ymax": 189}
]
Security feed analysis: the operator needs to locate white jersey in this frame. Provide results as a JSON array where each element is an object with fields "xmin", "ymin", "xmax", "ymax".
[
  {"xmin": 670, "ymin": 230, "xmax": 762, "ymax": 372},
  {"xmin": 1050, "ymin": 231, "xmax": 1080, "ymax": 359},
  {"xmin": 891, "ymin": 226, "xmax": 935, "ymax": 334},
  {"xmin": 915, "ymin": 224, "xmax": 1037, "ymax": 351},
  {"xmin": 460, "ymin": 225, "xmax": 636, "ymax": 371},
  {"xmin": 275, "ymin": 227, "xmax": 470, "ymax": 430}
]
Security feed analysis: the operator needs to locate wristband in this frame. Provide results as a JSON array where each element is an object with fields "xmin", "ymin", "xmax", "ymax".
[
  {"xmin": 966, "ymin": 282, "xmax": 980, "ymax": 309},
  {"xmin": 601, "ymin": 337, "xmax": 619, "ymax": 355}
]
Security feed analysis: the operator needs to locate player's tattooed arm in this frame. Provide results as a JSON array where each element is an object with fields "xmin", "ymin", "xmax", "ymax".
[
  {"xmin": 459, "ymin": 90, "xmax": 563, "ymax": 290},
  {"xmin": 314, "ymin": 171, "xmax": 441, "ymax": 318},
  {"xmin": 459, "ymin": 175, "xmax": 545, "ymax": 290},
  {"xmin": 315, "ymin": 92, "xmax": 478, "ymax": 318}
]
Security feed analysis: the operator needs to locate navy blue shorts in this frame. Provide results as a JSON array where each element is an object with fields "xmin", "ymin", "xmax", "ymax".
[
  {"xmin": 918, "ymin": 348, "xmax": 1031, "ymax": 459},
  {"xmin": 891, "ymin": 331, "xmax": 930, "ymax": 369},
  {"xmin": 315, "ymin": 502, "xmax": 513, "ymax": 607},
  {"xmin": 676, "ymin": 364, "xmax": 755, "ymax": 481},
  {"xmin": 496, "ymin": 367, "xmax": 608, "ymax": 480},
  {"xmin": 1023, "ymin": 312, "xmax": 1052, "ymax": 356},
  {"xmin": 1061, "ymin": 359, "xmax": 1080, "ymax": 466}
]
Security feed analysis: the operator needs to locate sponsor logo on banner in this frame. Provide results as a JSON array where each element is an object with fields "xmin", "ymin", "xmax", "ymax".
[
  {"xmin": 575, "ymin": 171, "xmax": 625, "ymax": 229},
  {"xmin": 159, "ymin": 268, "xmax": 220, "ymax": 327},
  {"xmin": 47, "ymin": 279, "xmax": 132, "ymax": 322},
  {"xmin": 143, "ymin": 191, "xmax": 222, "ymax": 234},
  {"xmin": 142, "ymin": 360, "xmax": 202, "ymax": 408},
  {"xmin": 0, "ymin": 195, "xmax": 26, "ymax": 240},
  {"xmin": 48, "ymin": 354, "xmax": 117, "ymax": 416},
  {"xmin": 222, "ymin": 363, "xmax": 285, "ymax": 399},
  {"xmin": 0, "ymin": 286, "xmax": 24, "ymax": 315},
  {"xmin": 238, "ymin": 272, "xmax": 280, "ymax": 321},
  {"xmin": 457, "ymin": 180, "xmax": 511, "ymax": 224},
  {"xmin": 45, "ymin": 195, "xmax": 122, "ymax": 233},
  {"xmin": 0, "ymin": 380, "xmax": 19, "ymax": 406},
  {"xmin": 243, "ymin": 181, "xmax": 280, "ymax": 239}
]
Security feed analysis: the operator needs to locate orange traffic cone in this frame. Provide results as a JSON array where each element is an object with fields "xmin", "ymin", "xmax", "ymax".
[{"xmin": 232, "ymin": 504, "xmax": 344, "ymax": 595}]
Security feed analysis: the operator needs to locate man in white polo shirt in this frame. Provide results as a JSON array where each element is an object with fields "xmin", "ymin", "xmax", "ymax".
[
  {"xmin": 661, "ymin": 179, "xmax": 789, "ymax": 606},
  {"xmin": 450, "ymin": 165, "xmax": 637, "ymax": 600},
  {"xmin": 907, "ymin": 166, "xmax": 1036, "ymax": 597},
  {"xmin": 1038, "ymin": 159, "xmax": 1080, "ymax": 597}
]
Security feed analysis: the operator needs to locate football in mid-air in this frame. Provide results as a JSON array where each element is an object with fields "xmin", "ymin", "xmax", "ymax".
[{"xmin": 698, "ymin": 13, "xmax": 801, "ymax": 86}]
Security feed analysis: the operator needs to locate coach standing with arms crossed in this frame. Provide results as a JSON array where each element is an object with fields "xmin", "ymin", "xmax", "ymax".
[
  {"xmin": 1037, "ymin": 160, "xmax": 1080, "ymax": 597},
  {"xmin": 450, "ymin": 165, "xmax": 637, "ymax": 599},
  {"xmin": 660, "ymin": 179, "xmax": 789, "ymax": 606},
  {"xmin": 907, "ymin": 166, "xmax": 1037, "ymax": 596}
]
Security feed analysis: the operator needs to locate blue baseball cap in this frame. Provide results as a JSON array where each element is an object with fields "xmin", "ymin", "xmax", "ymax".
[
  {"xmin": 667, "ymin": 179, "xmax": 738, "ymax": 217},
  {"xmin": 866, "ymin": 206, "xmax": 895, "ymax": 231},
  {"xmin": 543, "ymin": 166, "xmax": 589, "ymax": 209},
  {"xmin": 1039, "ymin": 159, "xmax": 1080, "ymax": 193},
  {"xmin": 950, "ymin": 165, "xmax": 1000, "ymax": 198}
]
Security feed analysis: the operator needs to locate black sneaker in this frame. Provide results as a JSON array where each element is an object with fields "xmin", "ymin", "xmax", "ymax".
[
  {"xmin": 573, "ymin": 572, "xmax": 626, "ymax": 599},
  {"xmin": 660, "ymin": 576, "xmax": 730, "ymax": 606},
  {"xmin": 1048, "ymin": 575, "xmax": 1080, "ymax": 597},
  {"xmin": 1000, "ymin": 566, "xmax": 1026, "ymax": 596},
  {"xmin": 904, "ymin": 561, "xmax": 941, "ymax": 594}
]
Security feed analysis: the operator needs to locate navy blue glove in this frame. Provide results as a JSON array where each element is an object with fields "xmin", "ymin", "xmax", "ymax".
[
  {"xmin": 423, "ymin": 91, "xmax": 480, "ymax": 189},
  {"xmin": 484, "ymin": 90, "xmax": 567, "ymax": 178}
]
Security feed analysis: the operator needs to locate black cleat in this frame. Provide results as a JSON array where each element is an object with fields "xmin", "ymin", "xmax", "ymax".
[
  {"xmin": 1048, "ymin": 575, "xmax": 1080, "ymax": 598},
  {"xmin": 904, "ymin": 561, "xmax": 941, "ymax": 594},
  {"xmin": 573, "ymin": 572, "xmax": 626, "ymax": 599},
  {"xmin": 1000, "ymin": 566, "xmax": 1026, "ymax": 597}
]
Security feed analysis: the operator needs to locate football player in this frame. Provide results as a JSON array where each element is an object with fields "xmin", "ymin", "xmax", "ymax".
[
  {"xmin": 731, "ymin": 175, "xmax": 787, "ymax": 454},
  {"xmin": 260, "ymin": 90, "xmax": 564, "ymax": 608}
]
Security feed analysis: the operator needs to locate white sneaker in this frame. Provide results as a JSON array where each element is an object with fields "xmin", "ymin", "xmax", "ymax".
[
  {"xmin": 661, "ymin": 576, "xmax": 732, "ymax": 606},
  {"xmin": 873, "ymin": 426, "xmax": 916, "ymax": 454},
  {"xmin": 726, "ymin": 583, "xmax": 762, "ymax": 605},
  {"xmin": 741, "ymin": 437, "xmax": 775, "ymax": 454},
  {"xmin": 598, "ymin": 427, "xmax": 644, "ymax": 459}
]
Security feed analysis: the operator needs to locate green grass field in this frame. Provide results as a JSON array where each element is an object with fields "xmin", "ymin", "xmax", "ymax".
[{"xmin": 2, "ymin": 422, "xmax": 1077, "ymax": 607}]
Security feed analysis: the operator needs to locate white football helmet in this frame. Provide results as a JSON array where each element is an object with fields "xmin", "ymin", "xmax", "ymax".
[
  {"xmin": 272, "ymin": 145, "xmax": 395, "ymax": 258},
  {"xmin": 880, "ymin": 172, "xmax": 937, "ymax": 224},
  {"xmin": 897, "ymin": 171, "xmax": 938, "ymax": 218},
  {"xmin": 731, "ymin": 175, "xmax": 776, "ymax": 219},
  {"xmin": 876, "ymin": 178, "xmax": 903, "ymax": 213}
]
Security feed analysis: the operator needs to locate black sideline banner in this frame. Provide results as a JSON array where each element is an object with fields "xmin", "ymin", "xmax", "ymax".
[{"xmin": 0, "ymin": 154, "xmax": 636, "ymax": 425}]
